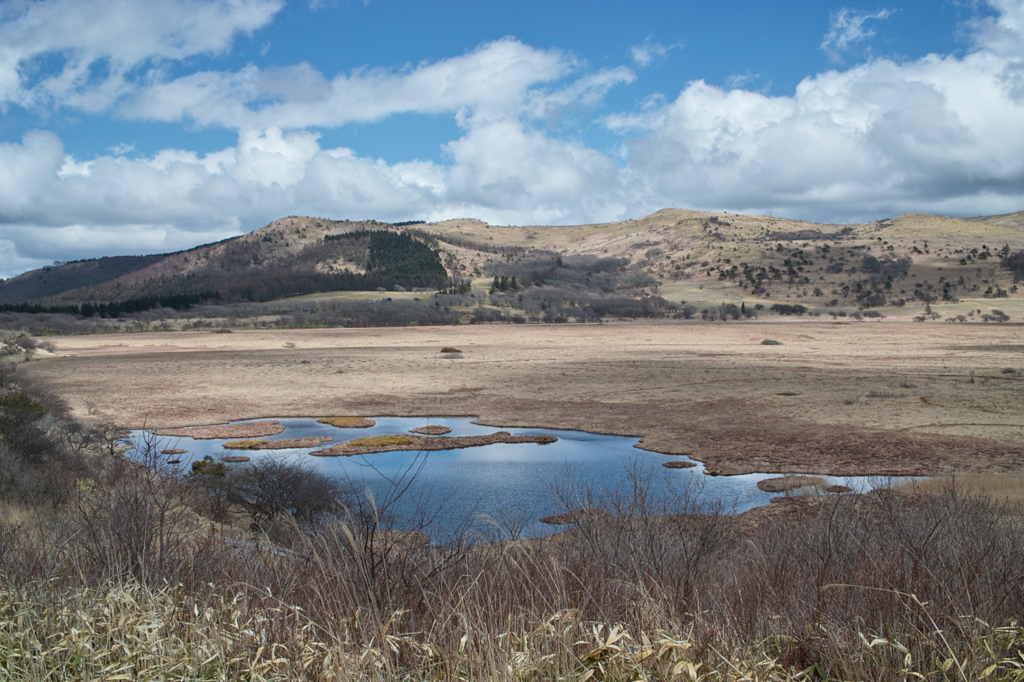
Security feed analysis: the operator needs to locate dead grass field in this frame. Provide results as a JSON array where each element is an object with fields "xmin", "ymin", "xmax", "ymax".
[{"xmin": 23, "ymin": 320, "xmax": 1024, "ymax": 476}]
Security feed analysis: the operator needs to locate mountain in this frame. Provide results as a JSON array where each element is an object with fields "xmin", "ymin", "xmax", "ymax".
[
  {"xmin": 3, "ymin": 209, "xmax": 1023, "ymax": 315},
  {"xmin": 0, "ymin": 218, "xmax": 450, "ymax": 310}
]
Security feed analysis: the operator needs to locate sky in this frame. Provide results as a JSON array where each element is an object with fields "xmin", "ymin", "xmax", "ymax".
[{"xmin": 1, "ymin": 0, "xmax": 1023, "ymax": 278}]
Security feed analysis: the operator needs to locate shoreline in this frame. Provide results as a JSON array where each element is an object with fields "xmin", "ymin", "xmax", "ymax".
[{"xmin": 21, "ymin": 321, "xmax": 1024, "ymax": 477}]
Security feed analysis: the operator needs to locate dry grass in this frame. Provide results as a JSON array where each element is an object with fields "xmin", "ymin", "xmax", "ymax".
[
  {"xmin": 903, "ymin": 473, "xmax": 1024, "ymax": 508},
  {"xmin": 340, "ymin": 434, "xmax": 416, "ymax": 448},
  {"xmin": 316, "ymin": 416, "xmax": 375, "ymax": 428},
  {"xmin": 155, "ymin": 421, "xmax": 285, "ymax": 439},
  {"xmin": 222, "ymin": 436, "xmax": 333, "ymax": 450},
  {"xmin": 2, "ymin": 389, "xmax": 1023, "ymax": 681},
  {"xmin": 409, "ymin": 425, "xmax": 452, "ymax": 435},
  {"xmin": 312, "ymin": 431, "xmax": 558, "ymax": 456},
  {"xmin": 222, "ymin": 438, "xmax": 269, "ymax": 449},
  {"xmin": 28, "ymin": 323, "xmax": 1024, "ymax": 477},
  {"xmin": 757, "ymin": 475, "xmax": 827, "ymax": 493},
  {"xmin": 3, "ymin": 482, "xmax": 1024, "ymax": 681}
]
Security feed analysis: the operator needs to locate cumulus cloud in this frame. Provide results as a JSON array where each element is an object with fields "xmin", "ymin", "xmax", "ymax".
[
  {"xmin": 2, "ymin": 0, "xmax": 1024, "ymax": 278},
  {"xmin": 0, "ymin": 0, "xmax": 282, "ymax": 110},
  {"xmin": 0, "ymin": 118, "xmax": 644, "ymax": 276},
  {"xmin": 820, "ymin": 8, "xmax": 894, "ymax": 62},
  {"xmin": 623, "ymin": 40, "xmax": 1024, "ymax": 221}
]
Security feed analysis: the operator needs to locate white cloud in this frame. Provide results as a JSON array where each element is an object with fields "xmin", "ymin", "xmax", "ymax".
[
  {"xmin": 3, "ymin": 1, "xmax": 1024, "ymax": 278},
  {"xmin": 725, "ymin": 72, "xmax": 761, "ymax": 90},
  {"xmin": 125, "ymin": 38, "xmax": 586, "ymax": 131},
  {"xmin": 630, "ymin": 36, "xmax": 674, "ymax": 68},
  {"xmin": 0, "ymin": 0, "xmax": 283, "ymax": 110},
  {"xmin": 0, "ymin": 117, "xmax": 644, "ymax": 273},
  {"xmin": 820, "ymin": 8, "xmax": 894, "ymax": 62},
  {"xmin": 623, "ymin": 40, "xmax": 1024, "ymax": 221}
]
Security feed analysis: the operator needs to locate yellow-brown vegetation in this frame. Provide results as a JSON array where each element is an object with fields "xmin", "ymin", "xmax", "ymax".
[
  {"xmin": 345, "ymin": 434, "xmax": 416, "ymax": 448},
  {"xmin": 317, "ymin": 416, "xmax": 375, "ymax": 428},
  {"xmin": 222, "ymin": 439, "xmax": 268, "ymax": 450}
]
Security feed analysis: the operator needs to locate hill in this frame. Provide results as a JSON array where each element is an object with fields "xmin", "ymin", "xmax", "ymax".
[
  {"xmin": 0, "ymin": 218, "xmax": 450, "ymax": 312},
  {"xmin": 2, "ymin": 209, "xmax": 1023, "ymax": 321}
]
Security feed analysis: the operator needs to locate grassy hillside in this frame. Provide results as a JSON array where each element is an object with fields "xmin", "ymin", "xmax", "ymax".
[
  {"xmin": 3, "ymin": 208, "xmax": 1023, "ymax": 323},
  {"xmin": 0, "ymin": 254, "xmax": 166, "ymax": 304},
  {"xmin": 0, "ymin": 219, "xmax": 451, "ymax": 311},
  {"xmin": 424, "ymin": 208, "xmax": 1024, "ymax": 319}
]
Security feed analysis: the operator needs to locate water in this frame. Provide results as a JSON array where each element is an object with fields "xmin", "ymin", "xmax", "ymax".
[{"xmin": 132, "ymin": 417, "xmax": 901, "ymax": 539}]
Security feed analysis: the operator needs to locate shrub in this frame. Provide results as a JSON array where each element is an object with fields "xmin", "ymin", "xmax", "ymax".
[
  {"xmin": 770, "ymin": 303, "xmax": 807, "ymax": 315},
  {"xmin": 226, "ymin": 456, "xmax": 346, "ymax": 531},
  {"xmin": 761, "ymin": 339, "xmax": 783, "ymax": 345}
]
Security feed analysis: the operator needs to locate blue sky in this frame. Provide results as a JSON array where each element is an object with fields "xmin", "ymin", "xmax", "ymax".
[{"xmin": 1, "ymin": 0, "xmax": 1022, "ymax": 277}]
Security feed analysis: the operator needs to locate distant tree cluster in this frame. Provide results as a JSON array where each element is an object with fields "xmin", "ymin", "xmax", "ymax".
[
  {"xmin": 489, "ymin": 275, "xmax": 518, "ymax": 293},
  {"xmin": 1002, "ymin": 250, "xmax": 1024, "ymax": 282},
  {"xmin": 0, "ymin": 255, "xmax": 166, "ymax": 305},
  {"xmin": 438, "ymin": 281, "xmax": 472, "ymax": 295},
  {"xmin": 364, "ymin": 231, "xmax": 449, "ymax": 282},
  {"xmin": 0, "ymin": 292, "xmax": 220, "ymax": 318}
]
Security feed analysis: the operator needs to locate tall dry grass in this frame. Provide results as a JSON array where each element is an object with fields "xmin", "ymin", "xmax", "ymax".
[
  {"xmin": 2, "ymin": 449, "xmax": 1024, "ymax": 680},
  {"xmin": 2, "ymin": 354, "xmax": 1023, "ymax": 680}
]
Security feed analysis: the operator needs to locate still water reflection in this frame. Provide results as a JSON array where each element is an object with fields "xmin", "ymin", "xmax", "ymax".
[{"xmin": 133, "ymin": 417, "xmax": 899, "ymax": 538}]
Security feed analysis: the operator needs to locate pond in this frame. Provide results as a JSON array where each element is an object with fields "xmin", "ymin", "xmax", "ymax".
[{"xmin": 131, "ymin": 417, "xmax": 900, "ymax": 538}]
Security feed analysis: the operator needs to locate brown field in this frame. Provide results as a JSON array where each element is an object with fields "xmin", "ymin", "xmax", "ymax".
[{"xmin": 24, "ymin": 320, "xmax": 1024, "ymax": 476}]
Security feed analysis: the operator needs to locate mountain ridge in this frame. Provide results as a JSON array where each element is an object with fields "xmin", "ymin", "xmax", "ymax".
[{"xmin": 3, "ymin": 208, "xmax": 1023, "ymax": 314}]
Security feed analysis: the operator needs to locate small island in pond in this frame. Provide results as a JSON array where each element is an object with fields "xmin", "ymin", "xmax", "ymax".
[
  {"xmin": 312, "ymin": 431, "xmax": 557, "ymax": 456},
  {"xmin": 318, "ymin": 417, "xmax": 375, "ymax": 428},
  {"xmin": 155, "ymin": 420, "xmax": 286, "ymax": 439},
  {"xmin": 410, "ymin": 425, "xmax": 452, "ymax": 435},
  {"xmin": 223, "ymin": 436, "xmax": 333, "ymax": 450}
]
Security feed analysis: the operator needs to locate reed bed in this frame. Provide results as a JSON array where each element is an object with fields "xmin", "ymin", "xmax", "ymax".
[
  {"xmin": 1, "ymin": 358, "xmax": 1023, "ymax": 681},
  {"xmin": 2, "ymin": 465, "xmax": 1023, "ymax": 681}
]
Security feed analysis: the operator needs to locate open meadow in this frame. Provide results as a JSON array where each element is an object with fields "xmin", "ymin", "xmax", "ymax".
[
  {"xmin": 5, "ymin": 318, "xmax": 1024, "ymax": 680},
  {"xmin": 25, "ymin": 319, "xmax": 1024, "ymax": 477}
]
